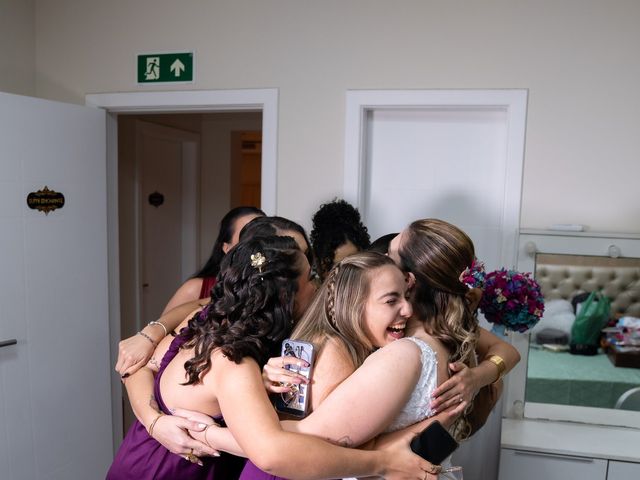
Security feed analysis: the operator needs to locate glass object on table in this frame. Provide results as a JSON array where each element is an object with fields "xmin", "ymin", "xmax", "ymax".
[{"xmin": 439, "ymin": 466, "xmax": 463, "ymax": 479}]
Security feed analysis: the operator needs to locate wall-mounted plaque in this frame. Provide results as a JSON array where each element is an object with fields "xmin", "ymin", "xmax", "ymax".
[{"xmin": 26, "ymin": 186, "xmax": 65, "ymax": 215}]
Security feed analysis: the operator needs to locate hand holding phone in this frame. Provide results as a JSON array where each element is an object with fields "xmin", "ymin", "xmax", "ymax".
[
  {"xmin": 410, "ymin": 420, "xmax": 458, "ymax": 465},
  {"xmin": 274, "ymin": 339, "xmax": 314, "ymax": 417}
]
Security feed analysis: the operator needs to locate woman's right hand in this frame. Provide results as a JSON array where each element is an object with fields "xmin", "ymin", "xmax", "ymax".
[
  {"xmin": 148, "ymin": 412, "xmax": 220, "ymax": 461},
  {"xmin": 115, "ymin": 333, "xmax": 156, "ymax": 377},
  {"xmin": 262, "ymin": 355, "xmax": 310, "ymax": 393},
  {"xmin": 375, "ymin": 429, "xmax": 440, "ymax": 479}
]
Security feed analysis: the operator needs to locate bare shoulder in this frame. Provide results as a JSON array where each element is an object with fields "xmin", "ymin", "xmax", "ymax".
[
  {"xmin": 311, "ymin": 336, "xmax": 356, "ymax": 407},
  {"xmin": 319, "ymin": 336, "xmax": 354, "ymax": 366},
  {"xmin": 176, "ymin": 278, "xmax": 204, "ymax": 299},
  {"xmin": 367, "ymin": 337, "xmax": 423, "ymax": 364},
  {"xmin": 369, "ymin": 338, "xmax": 421, "ymax": 361}
]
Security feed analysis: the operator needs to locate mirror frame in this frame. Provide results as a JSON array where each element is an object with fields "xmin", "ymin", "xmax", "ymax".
[{"xmin": 504, "ymin": 229, "xmax": 640, "ymax": 429}]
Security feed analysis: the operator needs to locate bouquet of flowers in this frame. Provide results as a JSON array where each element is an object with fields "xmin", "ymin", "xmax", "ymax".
[{"xmin": 478, "ymin": 268, "xmax": 545, "ymax": 335}]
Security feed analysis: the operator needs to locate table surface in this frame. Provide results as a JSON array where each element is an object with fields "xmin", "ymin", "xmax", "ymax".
[{"xmin": 525, "ymin": 348, "xmax": 640, "ymax": 408}]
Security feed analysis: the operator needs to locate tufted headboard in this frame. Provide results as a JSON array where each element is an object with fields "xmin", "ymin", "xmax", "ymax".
[{"xmin": 535, "ymin": 253, "xmax": 640, "ymax": 317}]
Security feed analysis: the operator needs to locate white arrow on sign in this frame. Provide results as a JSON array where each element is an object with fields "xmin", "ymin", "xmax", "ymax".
[{"xmin": 170, "ymin": 59, "xmax": 185, "ymax": 77}]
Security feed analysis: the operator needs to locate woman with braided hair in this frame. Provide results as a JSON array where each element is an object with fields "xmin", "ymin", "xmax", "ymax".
[
  {"xmin": 195, "ymin": 219, "xmax": 519, "ymax": 478},
  {"xmin": 108, "ymin": 236, "xmax": 432, "ymax": 480},
  {"xmin": 193, "ymin": 251, "xmax": 459, "ymax": 479}
]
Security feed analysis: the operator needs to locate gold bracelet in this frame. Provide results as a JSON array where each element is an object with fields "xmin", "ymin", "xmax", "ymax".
[
  {"xmin": 486, "ymin": 355, "xmax": 506, "ymax": 384},
  {"xmin": 203, "ymin": 423, "xmax": 214, "ymax": 449},
  {"xmin": 148, "ymin": 320, "xmax": 168, "ymax": 337},
  {"xmin": 147, "ymin": 412, "xmax": 164, "ymax": 437},
  {"xmin": 138, "ymin": 331, "xmax": 157, "ymax": 346}
]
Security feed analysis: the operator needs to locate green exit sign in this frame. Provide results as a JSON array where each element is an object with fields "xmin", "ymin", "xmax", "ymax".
[{"xmin": 137, "ymin": 52, "xmax": 194, "ymax": 84}]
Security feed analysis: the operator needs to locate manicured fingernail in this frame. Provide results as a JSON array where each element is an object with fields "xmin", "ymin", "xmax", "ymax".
[
  {"xmin": 213, "ymin": 452, "xmax": 221, "ymax": 457},
  {"xmin": 121, "ymin": 373, "xmax": 130, "ymax": 379},
  {"xmin": 169, "ymin": 408, "xmax": 176, "ymax": 414},
  {"xmin": 198, "ymin": 423, "xmax": 207, "ymax": 429}
]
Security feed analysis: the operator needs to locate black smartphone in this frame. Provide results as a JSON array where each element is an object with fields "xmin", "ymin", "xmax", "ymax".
[
  {"xmin": 274, "ymin": 339, "xmax": 314, "ymax": 417},
  {"xmin": 410, "ymin": 420, "xmax": 458, "ymax": 465}
]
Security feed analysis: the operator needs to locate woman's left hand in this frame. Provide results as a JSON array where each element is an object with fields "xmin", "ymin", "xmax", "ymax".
[
  {"xmin": 171, "ymin": 407, "xmax": 221, "ymax": 457},
  {"xmin": 430, "ymin": 362, "xmax": 480, "ymax": 413},
  {"xmin": 262, "ymin": 355, "xmax": 310, "ymax": 394}
]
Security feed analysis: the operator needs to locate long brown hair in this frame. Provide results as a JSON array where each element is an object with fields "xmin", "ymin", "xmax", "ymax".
[{"xmin": 398, "ymin": 219, "xmax": 479, "ymax": 367}]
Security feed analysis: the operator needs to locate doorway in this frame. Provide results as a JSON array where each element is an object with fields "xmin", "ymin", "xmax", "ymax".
[
  {"xmin": 118, "ymin": 112, "xmax": 262, "ymax": 431},
  {"xmin": 86, "ymin": 88, "xmax": 278, "ymax": 449}
]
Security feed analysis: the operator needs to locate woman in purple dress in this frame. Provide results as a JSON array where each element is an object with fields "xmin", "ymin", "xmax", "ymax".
[{"xmin": 107, "ymin": 235, "xmax": 431, "ymax": 480}]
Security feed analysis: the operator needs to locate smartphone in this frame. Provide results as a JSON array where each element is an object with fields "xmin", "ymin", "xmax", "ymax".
[
  {"xmin": 274, "ymin": 339, "xmax": 315, "ymax": 418},
  {"xmin": 410, "ymin": 420, "xmax": 458, "ymax": 465}
]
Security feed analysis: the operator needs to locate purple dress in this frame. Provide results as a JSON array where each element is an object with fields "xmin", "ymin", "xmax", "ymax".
[
  {"xmin": 240, "ymin": 460, "xmax": 287, "ymax": 480},
  {"xmin": 106, "ymin": 335, "xmax": 246, "ymax": 480}
]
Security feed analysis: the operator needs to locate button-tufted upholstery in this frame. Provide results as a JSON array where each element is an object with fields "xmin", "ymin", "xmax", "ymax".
[{"xmin": 535, "ymin": 253, "xmax": 640, "ymax": 317}]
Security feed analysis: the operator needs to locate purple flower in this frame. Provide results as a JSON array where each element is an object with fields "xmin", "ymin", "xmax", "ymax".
[{"xmin": 478, "ymin": 268, "xmax": 545, "ymax": 333}]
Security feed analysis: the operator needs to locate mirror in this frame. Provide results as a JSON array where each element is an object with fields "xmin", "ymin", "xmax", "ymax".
[
  {"xmin": 525, "ymin": 253, "xmax": 640, "ymax": 410},
  {"xmin": 506, "ymin": 231, "xmax": 640, "ymax": 428}
]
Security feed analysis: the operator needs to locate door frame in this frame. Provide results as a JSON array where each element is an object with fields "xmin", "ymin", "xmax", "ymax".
[
  {"xmin": 85, "ymin": 89, "xmax": 278, "ymax": 450},
  {"xmin": 343, "ymin": 89, "xmax": 528, "ymax": 269}
]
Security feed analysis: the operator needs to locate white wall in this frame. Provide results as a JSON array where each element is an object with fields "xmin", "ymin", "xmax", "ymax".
[
  {"xmin": 32, "ymin": 0, "xmax": 640, "ymax": 233},
  {"xmin": 0, "ymin": 0, "xmax": 35, "ymax": 95}
]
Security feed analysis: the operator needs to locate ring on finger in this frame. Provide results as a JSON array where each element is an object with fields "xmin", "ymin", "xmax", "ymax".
[{"xmin": 186, "ymin": 448, "xmax": 199, "ymax": 464}]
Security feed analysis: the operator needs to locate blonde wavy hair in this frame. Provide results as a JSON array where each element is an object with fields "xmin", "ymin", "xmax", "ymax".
[
  {"xmin": 291, "ymin": 252, "xmax": 398, "ymax": 369},
  {"xmin": 397, "ymin": 219, "xmax": 480, "ymax": 439}
]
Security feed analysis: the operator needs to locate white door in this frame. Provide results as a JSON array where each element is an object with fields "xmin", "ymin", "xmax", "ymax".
[
  {"xmin": 344, "ymin": 90, "xmax": 527, "ymax": 480},
  {"xmin": 0, "ymin": 92, "xmax": 112, "ymax": 479},
  {"xmin": 136, "ymin": 120, "xmax": 199, "ymax": 326}
]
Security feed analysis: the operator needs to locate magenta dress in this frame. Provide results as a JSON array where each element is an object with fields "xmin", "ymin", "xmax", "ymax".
[{"xmin": 106, "ymin": 335, "xmax": 246, "ymax": 480}]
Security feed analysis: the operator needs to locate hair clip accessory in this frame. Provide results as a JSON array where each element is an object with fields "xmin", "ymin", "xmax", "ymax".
[
  {"xmin": 250, "ymin": 252, "xmax": 267, "ymax": 273},
  {"xmin": 459, "ymin": 258, "xmax": 486, "ymax": 289}
]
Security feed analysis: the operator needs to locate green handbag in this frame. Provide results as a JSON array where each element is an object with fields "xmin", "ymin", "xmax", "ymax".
[{"xmin": 570, "ymin": 291, "xmax": 611, "ymax": 355}]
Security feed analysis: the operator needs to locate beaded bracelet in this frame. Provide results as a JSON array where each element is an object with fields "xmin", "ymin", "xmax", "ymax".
[
  {"xmin": 148, "ymin": 320, "xmax": 168, "ymax": 337},
  {"xmin": 138, "ymin": 330, "xmax": 157, "ymax": 346}
]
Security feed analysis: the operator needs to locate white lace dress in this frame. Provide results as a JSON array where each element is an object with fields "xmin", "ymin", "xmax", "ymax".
[
  {"xmin": 384, "ymin": 336, "xmax": 438, "ymax": 432},
  {"xmin": 344, "ymin": 337, "xmax": 450, "ymax": 480}
]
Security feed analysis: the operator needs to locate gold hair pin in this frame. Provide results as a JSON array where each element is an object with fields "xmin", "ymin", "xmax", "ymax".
[{"xmin": 250, "ymin": 252, "xmax": 267, "ymax": 273}]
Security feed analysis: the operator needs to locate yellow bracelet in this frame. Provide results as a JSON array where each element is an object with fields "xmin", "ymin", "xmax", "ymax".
[
  {"xmin": 147, "ymin": 412, "xmax": 164, "ymax": 437},
  {"xmin": 486, "ymin": 355, "xmax": 506, "ymax": 384}
]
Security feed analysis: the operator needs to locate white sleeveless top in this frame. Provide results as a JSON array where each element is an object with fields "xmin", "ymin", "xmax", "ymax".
[
  {"xmin": 385, "ymin": 336, "xmax": 439, "ymax": 432},
  {"xmin": 343, "ymin": 337, "xmax": 443, "ymax": 480}
]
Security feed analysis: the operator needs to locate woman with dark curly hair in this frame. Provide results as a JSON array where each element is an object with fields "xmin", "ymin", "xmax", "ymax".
[
  {"xmin": 108, "ymin": 236, "xmax": 431, "ymax": 480},
  {"xmin": 310, "ymin": 199, "xmax": 371, "ymax": 281}
]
